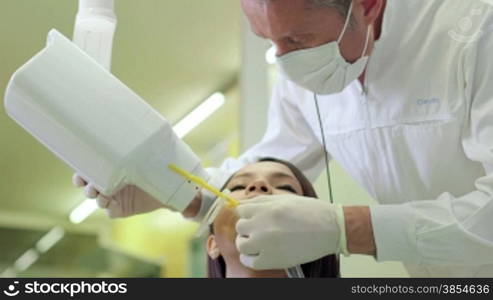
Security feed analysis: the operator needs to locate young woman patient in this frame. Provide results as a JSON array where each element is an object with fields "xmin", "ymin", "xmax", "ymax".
[{"xmin": 206, "ymin": 157, "xmax": 339, "ymax": 278}]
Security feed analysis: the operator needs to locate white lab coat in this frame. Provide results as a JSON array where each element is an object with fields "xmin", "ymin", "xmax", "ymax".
[{"xmin": 214, "ymin": 0, "xmax": 493, "ymax": 277}]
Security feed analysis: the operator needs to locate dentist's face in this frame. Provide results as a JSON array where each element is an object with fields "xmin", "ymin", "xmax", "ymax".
[{"xmin": 241, "ymin": 0, "xmax": 378, "ymax": 62}]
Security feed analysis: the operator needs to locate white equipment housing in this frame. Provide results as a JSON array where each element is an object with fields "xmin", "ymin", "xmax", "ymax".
[
  {"xmin": 4, "ymin": 30, "xmax": 207, "ymax": 211},
  {"xmin": 73, "ymin": 0, "xmax": 117, "ymax": 70}
]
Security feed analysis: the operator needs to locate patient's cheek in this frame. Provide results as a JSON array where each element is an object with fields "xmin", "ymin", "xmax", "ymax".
[
  {"xmin": 214, "ymin": 207, "xmax": 239, "ymax": 236},
  {"xmin": 229, "ymin": 190, "xmax": 245, "ymax": 201},
  {"xmin": 212, "ymin": 207, "xmax": 240, "ymax": 254}
]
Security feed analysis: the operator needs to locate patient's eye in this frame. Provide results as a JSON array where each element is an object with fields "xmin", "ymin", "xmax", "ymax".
[
  {"xmin": 230, "ymin": 185, "xmax": 246, "ymax": 192},
  {"xmin": 277, "ymin": 185, "xmax": 297, "ymax": 193}
]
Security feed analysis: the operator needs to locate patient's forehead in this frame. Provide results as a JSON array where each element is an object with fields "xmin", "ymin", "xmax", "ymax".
[{"xmin": 234, "ymin": 161, "xmax": 296, "ymax": 180}]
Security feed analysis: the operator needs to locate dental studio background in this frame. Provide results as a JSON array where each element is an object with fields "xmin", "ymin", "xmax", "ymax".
[{"xmin": 0, "ymin": 0, "xmax": 409, "ymax": 278}]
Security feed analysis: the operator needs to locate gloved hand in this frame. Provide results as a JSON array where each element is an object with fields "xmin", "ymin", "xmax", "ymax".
[
  {"xmin": 235, "ymin": 194, "xmax": 348, "ymax": 270},
  {"xmin": 189, "ymin": 167, "xmax": 235, "ymax": 222},
  {"xmin": 72, "ymin": 173, "xmax": 165, "ymax": 218}
]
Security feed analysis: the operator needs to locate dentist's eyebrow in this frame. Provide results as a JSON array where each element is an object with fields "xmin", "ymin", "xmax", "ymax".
[{"xmin": 286, "ymin": 29, "xmax": 314, "ymax": 37}]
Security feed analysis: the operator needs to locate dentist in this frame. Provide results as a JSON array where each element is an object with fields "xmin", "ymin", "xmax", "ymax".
[{"xmin": 75, "ymin": 0, "xmax": 493, "ymax": 277}]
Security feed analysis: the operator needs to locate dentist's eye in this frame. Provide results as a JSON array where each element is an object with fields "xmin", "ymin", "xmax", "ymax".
[
  {"xmin": 285, "ymin": 37, "xmax": 304, "ymax": 47},
  {"xmin": 230, "ymin": 185, "xmax": 246, "ymax": 192},
  {"xmin": 277, "ymin": 185, "xmax": 297, "ymax": 193}
]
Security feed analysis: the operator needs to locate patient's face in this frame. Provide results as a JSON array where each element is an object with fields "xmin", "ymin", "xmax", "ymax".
[{"xmin": 208, "ymin": 161, "xmax": 303, "ymax": 261}]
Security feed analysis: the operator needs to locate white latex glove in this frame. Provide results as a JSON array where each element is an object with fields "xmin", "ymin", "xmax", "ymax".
[
  {"xmin": 235, "ymin": 194, "xmax": 348, "ymax": 270},
  {"xmin": 72, "ymin": 173, "xmax": 165, "ymax": 218},
  {"xmin": 189, "ymin": 167, "xmax": 234, "ymax": 222}
]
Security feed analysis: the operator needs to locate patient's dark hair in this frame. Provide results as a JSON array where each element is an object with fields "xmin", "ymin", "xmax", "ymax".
[{"xmin": 207, "ymin": 157, "xmax": 340, "ymax": 278}]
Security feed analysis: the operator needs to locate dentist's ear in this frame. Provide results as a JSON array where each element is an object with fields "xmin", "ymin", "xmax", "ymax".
[
  {"xmin": 206, "ymin": 235, "xmax": 221, "ymax": 259},
  {"xmin": 358, "ymin": 0, "xmax": 384, "ymax": 25}
]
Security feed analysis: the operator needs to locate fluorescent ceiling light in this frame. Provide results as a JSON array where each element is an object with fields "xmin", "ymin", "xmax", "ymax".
[
  {"xmin": 14, "ymin": 249, "xmax": 39, "ymax": 273},
  {"xmin": 69, "ymin": 199, "xmax": 99, "ymax": 224},
  {"xmin": 36, "ymin": 226, "xmax": 65, "ymax": 253},
  {"xmin": 265, "ymin": 45, "xmax": 277, "ymax": 65},
  {"xmin": 0, "ymin": 268, "xmax": 17, "ymax": 278},
  {"xmin": 173, "ymin": 92, "xmax": 225, "ymax": 138}
]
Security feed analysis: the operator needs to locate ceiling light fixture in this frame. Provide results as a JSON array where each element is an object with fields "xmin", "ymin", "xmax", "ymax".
[
  {"xmin": 173, "ymin": 92, "xmax": 225, "ymax": 139},
  {"xmin": 35, "ymin": 226, "xmax": 65, "ymax": 253},
  {"xmin": 13, "ymin": 249, "xmax": 39, "ymax": 273},
  {"xmin": 69, "ymin": 199, "xmax": 99, "ymax": 224},
  {"xmin": 265, "ymin": 45, "xmax": 277, "ymax": 65}
]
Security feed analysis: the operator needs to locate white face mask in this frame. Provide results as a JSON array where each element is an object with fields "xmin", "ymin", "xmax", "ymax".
[{"xmin": 277, "ymin": 1, "xmax": 372, "ymax": 95}]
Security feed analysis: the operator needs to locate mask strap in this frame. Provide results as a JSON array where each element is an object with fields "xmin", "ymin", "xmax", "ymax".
[
  {"xmin": 360, "ymin": 25, "xmax": 372, "ymax": 57},
  {"xmin": 337, "ymin": 1, "xmax": 354, "ymax": 44}
]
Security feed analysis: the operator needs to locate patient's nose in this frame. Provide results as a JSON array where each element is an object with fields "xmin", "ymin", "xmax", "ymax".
[{"xmin": 245, "ymin": 180, "xmax": 272, "ymax": 196}]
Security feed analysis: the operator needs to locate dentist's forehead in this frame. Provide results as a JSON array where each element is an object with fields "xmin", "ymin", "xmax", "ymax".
[
  {"xmin": 241, "ymin": 0, "xmax": 342, "ymax": 41},
  {"xmin": 242, "ymin": 1, "xmax": 316, "ymax": 33}
]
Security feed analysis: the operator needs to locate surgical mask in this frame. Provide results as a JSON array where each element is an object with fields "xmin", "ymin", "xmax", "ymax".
[{"xmin": 277, "ymin": 1, "xmax": 372, "ymax": 95}]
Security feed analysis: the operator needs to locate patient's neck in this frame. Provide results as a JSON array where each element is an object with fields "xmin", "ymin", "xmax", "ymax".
[{"xmin": 224, "ymin": 256, "xmax": 287, "ymax": 278}]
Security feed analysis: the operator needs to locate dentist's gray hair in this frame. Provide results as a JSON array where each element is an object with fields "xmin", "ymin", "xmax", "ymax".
[
  {"xmin": 256, "ymin": 0, "xmax": 354, "ymax": 22},
  {"xmin": 308, "ymin": 0, "xmax": 353, "ymax": 18}
]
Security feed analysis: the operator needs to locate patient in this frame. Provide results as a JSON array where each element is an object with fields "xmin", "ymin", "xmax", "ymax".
[{"xmin": 206, "ymin": 158, "xmax": 339, "ymax": 278}]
